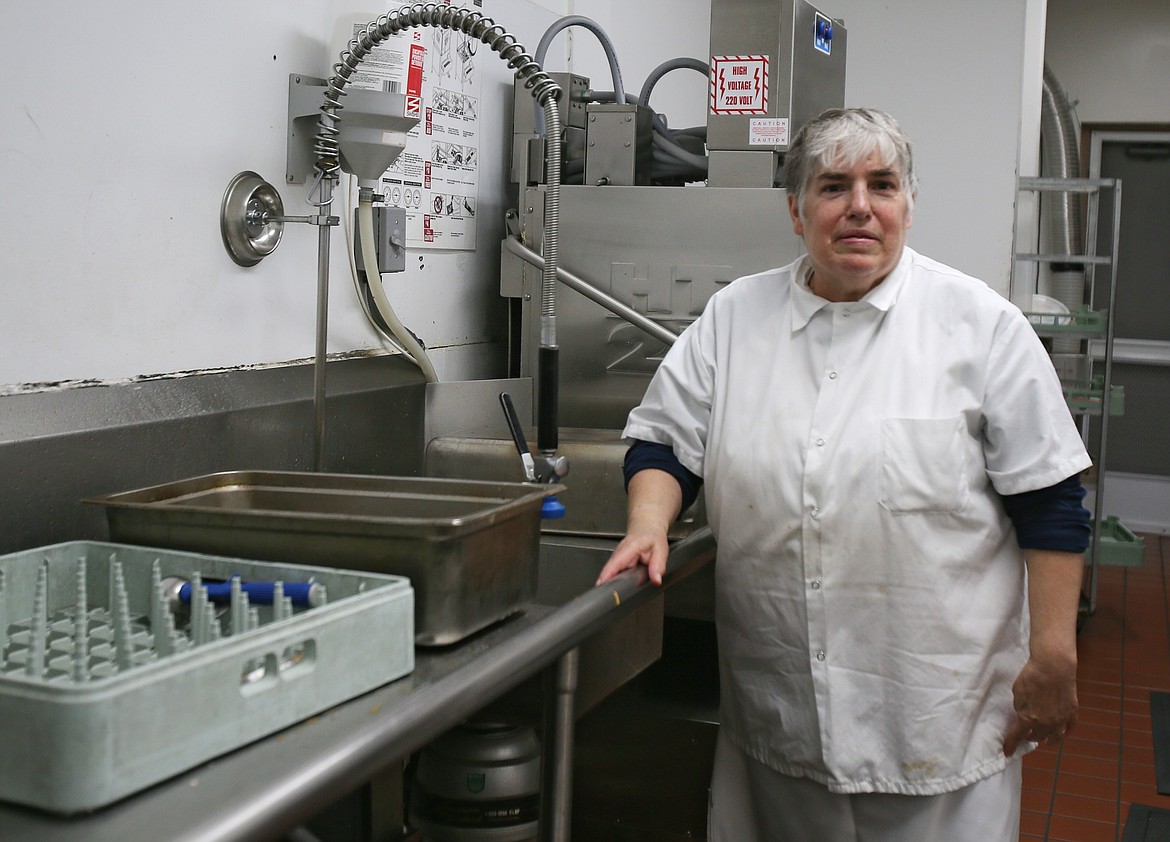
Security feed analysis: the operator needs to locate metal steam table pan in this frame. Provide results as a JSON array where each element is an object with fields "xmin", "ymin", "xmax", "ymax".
[{"xmin": 89, "ymin": 471, "xmax": 562, "ymax": 646}]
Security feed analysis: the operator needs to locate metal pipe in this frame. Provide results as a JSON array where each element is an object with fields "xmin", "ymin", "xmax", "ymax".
[
  {"xmin": 541, "ymin": 648, "xmax": 579, "ymax": 842},
  {"xmin": 313, "ymin": 178, "xmax": 335, "ymax": 472},
  {"xmin": 1087, "ymin": 178, "xmax": 1123, "ymax": 614},
  {"xmin": 504, "ymin": 236, "xmax": 680, "ymax": 347}
]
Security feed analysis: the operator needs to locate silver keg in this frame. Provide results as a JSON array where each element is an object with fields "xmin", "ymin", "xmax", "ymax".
[{"xmin": 410, "ymin": 722, "xmax": 541, "ymax": 841}]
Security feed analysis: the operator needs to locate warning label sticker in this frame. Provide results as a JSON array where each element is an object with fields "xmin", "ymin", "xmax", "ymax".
[
  {"xmin": 406, "ymin": 43, "xmax": 425, "ymax": 117},
  {"xmin": 748, "ymin": 118, "xmax": 789, "ymax": 146},
  {"xmin": 710, "ymin": 55, "xmax": 769, "ymax": 115}
]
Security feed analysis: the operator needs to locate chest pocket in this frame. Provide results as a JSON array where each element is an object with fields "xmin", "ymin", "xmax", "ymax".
[{"xmin": 880, "ymin": 417, "xmax": 969, "ymax": 514}]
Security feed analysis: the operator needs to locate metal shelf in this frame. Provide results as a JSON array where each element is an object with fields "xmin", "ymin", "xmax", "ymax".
[
  {"xmin": 1015, "ymin": 253, "xmax": 1113, "ymax": 266},
  {"xmin": 1018, "ymin": 176, "xmax": 1118, "ymax": 193},
  {"xmin": 1013, "ymin": 176, "xmax": 1124, "ymax": 616},
  {"xmin": 1015, "ymin": 253, "xmax": 1114, "ymax": 266}
]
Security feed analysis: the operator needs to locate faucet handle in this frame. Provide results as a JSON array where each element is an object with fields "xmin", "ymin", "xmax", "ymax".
[{"xmin": 499, "ymin": 392, "xmax": 537, "ymax": 482}]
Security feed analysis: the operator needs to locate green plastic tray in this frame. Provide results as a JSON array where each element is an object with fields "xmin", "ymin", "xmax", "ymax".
[
  {"xmin": 1025, "ymin": 306, "xmax": 1107, "ymax": 335},
  {"xmin": 1064, "ymin": 377, "xmax": 1125, "ymax": 417},
  {"xmin": 1088, "ymin": 516, "xmax": 1145, "ymax": 568},
  {"xmin": 0, "ymin": 542, "xmax": 413, "ymax": 813}
]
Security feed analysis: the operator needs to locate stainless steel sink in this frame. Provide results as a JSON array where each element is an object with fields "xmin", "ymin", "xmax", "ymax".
[{"xmin": 424, "ymin": 428, "xmax": 706, "ymax": 540}]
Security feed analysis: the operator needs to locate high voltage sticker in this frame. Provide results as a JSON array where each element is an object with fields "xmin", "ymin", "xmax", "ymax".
[{"xmin": 709, "ymin": 55, "xmax": 769, "ymax": 115}]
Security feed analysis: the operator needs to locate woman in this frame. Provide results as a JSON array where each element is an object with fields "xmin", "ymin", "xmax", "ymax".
[{"xmin": 597, "ymin": 108, "xmax": 1091, "ymax": 841}]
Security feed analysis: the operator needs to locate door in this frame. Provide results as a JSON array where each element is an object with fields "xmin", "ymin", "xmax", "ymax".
[{"xmin": 1089, "ymin": 131, "xmax": 1170, "ymax": 528}]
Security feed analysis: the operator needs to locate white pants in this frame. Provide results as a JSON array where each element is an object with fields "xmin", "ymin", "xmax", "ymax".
[{"xmin": 708, "ymin": 730, "xmax": 1022, "ymax": 842}]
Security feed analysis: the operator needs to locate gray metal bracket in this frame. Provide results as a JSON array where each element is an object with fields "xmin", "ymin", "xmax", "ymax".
[
  {"xmin": 287, "ymin": 74, "xmax": 416, "ymax": 185},
  {"xmin": 287, "ymin": 74, "xmax": 329, "ymax": 186}
]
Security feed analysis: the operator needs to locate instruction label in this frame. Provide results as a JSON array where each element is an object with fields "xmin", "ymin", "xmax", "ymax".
[
  {"xmin": 709, "ymin": 56, "xmax": 770, "ymax": 115},
  {"xmin": 348, "ymin": 25, "xmax": 481, "ymax": 250}
]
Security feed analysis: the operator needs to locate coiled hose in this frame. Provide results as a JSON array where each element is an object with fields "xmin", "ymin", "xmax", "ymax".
[{"xmin": 313, "ymin": 3, "xmax": 564, "ymax": 449}]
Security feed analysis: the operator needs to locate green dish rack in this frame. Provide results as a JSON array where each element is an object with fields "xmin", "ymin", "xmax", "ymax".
[
  {"xmin": 1088, "ymin": 516, "xmax": 1145, "ymax": 568},
  {"xmin": 1025, "ymin": 305, "xmax": 1108, "ymax": 335},
  {"xmin": 1063, "ymin": 376, "xmax": 1125, "ymax": 417},
  {"xmin": 0, "ymin": 541, "xmax": 414, "ymax": 814}
]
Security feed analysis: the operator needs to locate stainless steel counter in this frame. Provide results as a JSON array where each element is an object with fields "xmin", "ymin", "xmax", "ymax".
[{"xmin": 0, "ymin": 528, "xmax": 715, "ymax": 842}]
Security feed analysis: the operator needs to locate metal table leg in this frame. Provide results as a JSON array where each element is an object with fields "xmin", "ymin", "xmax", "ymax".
[{"xmin": 541, "ymin": 648, "xmax": 580, "ymax": 842}]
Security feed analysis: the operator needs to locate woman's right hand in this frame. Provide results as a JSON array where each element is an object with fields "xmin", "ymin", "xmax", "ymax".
[
  {"xmin": 595, "ymin": 468, "xmax": 682, "ymax": 587},
  {"xmin": 595, "ymin": 526, "xmax": 670, "ymax": 586}
]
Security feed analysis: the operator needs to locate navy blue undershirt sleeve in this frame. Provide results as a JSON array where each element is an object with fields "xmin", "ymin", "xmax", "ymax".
[
  {"xmin": 627, "ymin": 443, "xmax": 1088, "ymax": 549},
  {"xmin": 1000, "ymin": 473, "xmax": 1092, "ymax": 553},
  {"xmin": 623, "ymin": 439, "xmax": 703, "ymax": 512}
]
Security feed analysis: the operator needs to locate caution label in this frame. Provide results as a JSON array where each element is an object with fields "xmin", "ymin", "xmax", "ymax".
[
  {"xmin": 748, "ymin": 118, "xmax": 789, "ymax": 146},
  {"xmin": 710, "ymin": 55, "xmax": 769, "ymax": 115}
]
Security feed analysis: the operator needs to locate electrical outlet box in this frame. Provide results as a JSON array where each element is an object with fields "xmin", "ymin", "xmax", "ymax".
[
  {"xmin": 354, "ymin": 205, "xmax": 407, "ymax": 274},
  {"xmin": 584, "ymin": 103, "xmax": 653, "ymax": 186}
]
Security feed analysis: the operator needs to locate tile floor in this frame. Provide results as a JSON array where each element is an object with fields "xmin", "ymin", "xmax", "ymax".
[{"xmin": 1021, "ymin": 533, "xmax": 1170, "ymax": 841}]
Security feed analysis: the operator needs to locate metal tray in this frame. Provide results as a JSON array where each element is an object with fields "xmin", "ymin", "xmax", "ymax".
[{"xmin": 88, "ymin": 472, "xmax": 561, "ymax": 646}]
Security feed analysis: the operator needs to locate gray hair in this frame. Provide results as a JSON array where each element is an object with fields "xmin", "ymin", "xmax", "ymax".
[{"xmin": 783, "ymin": 108, "xmax": 918, "ymax": 212}]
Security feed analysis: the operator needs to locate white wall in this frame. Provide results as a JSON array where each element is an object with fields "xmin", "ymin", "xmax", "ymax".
[
  {"xmin": 831, "ymin": 0, "xmax": 1044, "ymax": 292},
  {"xmin": 0, "ymin": 0, "xmax": 1043, "ymax": 390},
  {"xmin": 1045, "ymin": 0, "xmax": 1170, "ymax": 125},
  {"xmin": 0, "ymin": 0, "xmax": 559, "ymax": 389}
]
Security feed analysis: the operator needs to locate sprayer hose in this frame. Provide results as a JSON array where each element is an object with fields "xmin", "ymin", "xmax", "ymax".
[{"xmin": 313, "ymin": 3, "xmax": 563, "ymax": 346}]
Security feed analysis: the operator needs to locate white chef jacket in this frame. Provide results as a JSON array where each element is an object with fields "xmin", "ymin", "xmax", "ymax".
[{"xmin": 624, "ymin": 246, "xmax": 1092, "ymax": 796}]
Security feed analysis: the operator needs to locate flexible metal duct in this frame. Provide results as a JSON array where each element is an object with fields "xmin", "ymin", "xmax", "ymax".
[
  {"xmin": 1040, "ymin": 65, "xmax": 1085, "ymax": 300},
  {"xmin": 1039, "ymin": 65, "xmax": 1085, "ymax": 356}
]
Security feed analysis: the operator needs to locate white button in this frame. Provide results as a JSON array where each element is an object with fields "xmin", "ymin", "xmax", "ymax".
[
  {"xmin": 811, "ymin": 579, "xmax": 822, "ymax": 590},
  {"xmin": 810, "ymin": 506, "xmax": 820, "ymax": 519},
  {"xmin": 842, "ymin": 309, "xmax": 851, "ymax": 318},
  {"xmin": 816, "ymin": 437, "xmax": 825, "ymax": 447},
  {"xmin": 816, "ymin": 650, "xmax": 826, "ymax": 661},
  {"xmin": 828, "ymin": 371, "xmax": 838, "ymax": 380}
]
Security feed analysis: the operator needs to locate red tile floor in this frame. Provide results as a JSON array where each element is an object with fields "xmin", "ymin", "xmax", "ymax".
[{"xmin": 1021, "ymin": 533, "xmax": 1170, "ymax": 841}]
